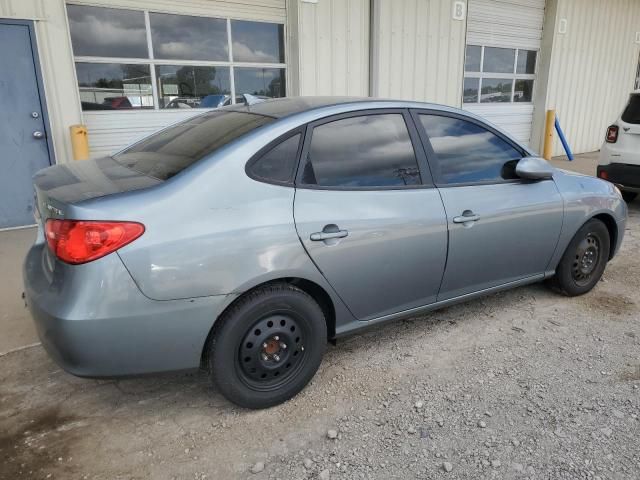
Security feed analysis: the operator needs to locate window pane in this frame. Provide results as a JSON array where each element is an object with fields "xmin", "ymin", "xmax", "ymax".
[
  {"xmin": 480, "ymin": 78, "xmax": 513, "ymax": 103},
  {"xmin": 76, "ymin": 63, "xmax": 153, "ymax": 110},
  {"xmin": 516, "ymin": 50, "xmax": 537, "ymax": 74},
  {"xmin": 250, "ymin": 134, "xmax": 301, "ymax": 183},
  {"xmin": 465, "ymin": 45, "xmax": 481, "ymax": 72},
  {"xmin": 514, "ymin": 79, "xmax": 534, "ymax": 103},
  {"xmin": 231, "ymin": 20, "xmax": 284, "ymax": 63},
  {"xmin": 114, "ymin": 111, "xmax": 274, "ymax": 180},
  {"xmin": 483, "ymin": 47, "xmax": 515, "ymax": 73},
  {"xmin": 234, "ymin": 68, "xmax": 286, "ymax": 99},
  {"xmin": 156, "ymin": 65, "xmax": 231, "ymax": 109},
  {"xmin": 419, "ymin": 115, "xmax": 521, "ymax": 184},
  {"xmin": 150, "ymin": 13, "xmax": 228, "ymax": 61},
  {"xmin": 463, "ymin": 77, "xmax": 479, "ymax": 103},
  {"xmin": 621, "ymin": 94, "xmax": 640, "ymax": 124},
  {"xmin": 302, "ymin": 114, "xmax": 421, "ymax": 188},
  {"xmin": 66, "ymin": 5, "xmax": 147, "ymax": 58}
]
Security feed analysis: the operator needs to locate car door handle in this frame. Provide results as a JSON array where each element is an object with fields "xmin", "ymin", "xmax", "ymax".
[
  {"xmin": 453, "ymin": 212, "xmax": 480, "ymax": 223},
  {"xmin": 310, "ymin": 230, "xmax": 349, "ymax": 241}
]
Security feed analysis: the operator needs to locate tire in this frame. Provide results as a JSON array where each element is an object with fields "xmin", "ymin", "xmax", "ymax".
[
  {"xmin": 622, "ymin": 191, "xmax": 637, "ymax": 203},
  {"xmin": 548, "ymin": 218, "xmax": 610, "ymax": 297},
  {"xmin": 208, "ymin": 283, "xmax": 326, "ymax": 409}
]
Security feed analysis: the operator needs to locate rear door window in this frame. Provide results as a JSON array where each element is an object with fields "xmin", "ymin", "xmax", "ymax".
[
  {"xmin": 114, "ymin": 111, "xmax": 273, "ymax": 180},
  {"xmin": 300, "ymin": 113, "xmax": 421, "ymax": 188},
  {"xmin": 418, "ymin": 114, "xmax": 522, "ymax": 185},
  {"xmin": 621, "ymin": 95, "xmax": 640, "ymax": 124}
]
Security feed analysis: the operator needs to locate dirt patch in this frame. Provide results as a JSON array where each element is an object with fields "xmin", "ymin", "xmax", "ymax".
[
  {"xmin": 0, "ymin": 408, "xmax": 86, "ymax": 480},
  {"xmin": 582, "ymin": 290, "xmax": 636, "ymax": 316},
  {"xmin": 619, "ymin": 364, "xmax": 640, "ymax": 382}
]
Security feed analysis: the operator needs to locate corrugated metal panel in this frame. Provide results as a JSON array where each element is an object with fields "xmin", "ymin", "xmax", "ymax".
[
  {"xmin": 467, "ymin": 0, "xmax": 545, "ymax": 50},
  {"xmin": 464, "ymin": 0, "xmax": 545, "ymax": 145},
  {"xmin": 296, "ymin": 0, "xmax": 369, "ymax": 96},
  {"xmin": 84, "ymin": 110, "xmax": 204, "ymax": 158},
  {"xmin": 544, "ymin": 0, "xmax": 640, "ymax": 155},
  {"xmin": 372, "ymin": 0, "xmax": 466, "ymax": 106},
  {"xmin": 465, "ymin": 104, "xmax": 534, "ymax": 143}
]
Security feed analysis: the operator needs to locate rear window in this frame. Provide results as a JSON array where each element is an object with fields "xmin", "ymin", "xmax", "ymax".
[
  {"xmin": 113, "ymin": 111, "xmax": 274, "ymax": 180},
  {"xmin": 621, "ymin": 94, "xmax": 640, "ymax": 124}
]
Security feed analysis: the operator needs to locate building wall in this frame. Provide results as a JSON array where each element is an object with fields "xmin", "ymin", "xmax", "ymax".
[
  {"xmin": 371, "ymin": 0, "xmax": 466, "ymax": 107},
  {"xmin": 533, "ymin": 0, "xmax": 640, "ymax": 155},
  {"xmin": 292, "ymin": 0, "xmax": 370, "ymax": 96}
]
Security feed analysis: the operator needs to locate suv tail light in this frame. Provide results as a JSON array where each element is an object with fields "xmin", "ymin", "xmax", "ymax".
[
  {"xmin": 606, "ymin": 125, "xmax": 619, "ymax": 143},
  {"xmin": 45, "ymin": 220, "xmax": 144, "ymax": 265}
]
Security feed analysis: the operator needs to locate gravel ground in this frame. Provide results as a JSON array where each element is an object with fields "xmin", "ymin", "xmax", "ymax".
[{"xmin": 1, "ymin": 203, "xmax": 639, "ymax": 480}]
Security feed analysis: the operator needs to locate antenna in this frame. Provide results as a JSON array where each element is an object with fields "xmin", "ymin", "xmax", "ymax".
[{"xmin": 242, "ymin": 94, "xmax": 267, "ymax": 106}]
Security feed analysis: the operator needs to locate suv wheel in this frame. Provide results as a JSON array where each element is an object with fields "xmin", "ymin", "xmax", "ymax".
[{"xmin": 208, "ymin": 283, "xmax": 326, "ymax": 409}]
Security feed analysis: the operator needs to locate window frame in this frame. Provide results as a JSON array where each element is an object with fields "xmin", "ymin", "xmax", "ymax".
[
  {"xmin": 245, "ymin": 127, "xmax": 306, "ymax": 187},
  {"xmin": 463, "ymin": 45, "xmax": 537, "ymax": 105},
  {"xmin": 65, "ymin": 2, "xmax": 287, "ymax": 112},
  {"xmin": 294, "ymin": 109, "xmax": 434, "ymax": 191},
  {"xmin": 409, "ymin": 109, "xmax": 530, "ymax": 188}
]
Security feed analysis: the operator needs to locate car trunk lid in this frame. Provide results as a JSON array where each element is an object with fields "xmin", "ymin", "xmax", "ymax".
[{"xmin": 33, "ymin": 156, "xmax": 161, "ymax": 223}]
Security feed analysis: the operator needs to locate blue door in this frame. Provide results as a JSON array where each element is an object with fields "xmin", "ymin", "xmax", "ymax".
[{"xmin": 0, "ymin": 21, "xmax": 52, "ymax": 228}]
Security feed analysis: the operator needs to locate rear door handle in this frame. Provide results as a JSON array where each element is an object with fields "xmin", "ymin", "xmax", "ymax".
[
  {"xmin": 310, "ymin": 230, "xmax": 349, "ymax": 241},
  {"xmin": 452, "ymin": 211, "xmax": 480, "ymax": 223}
]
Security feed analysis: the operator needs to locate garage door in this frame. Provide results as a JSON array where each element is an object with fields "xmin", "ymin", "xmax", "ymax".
[{"xmin": 462, "ymin": 0, "xmax": 545, "ymax": 145}]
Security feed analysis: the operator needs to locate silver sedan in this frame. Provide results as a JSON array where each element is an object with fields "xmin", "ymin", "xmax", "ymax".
[{"xmin": 24, "ymin": 97, "xmax": 626, "ymax": 408}]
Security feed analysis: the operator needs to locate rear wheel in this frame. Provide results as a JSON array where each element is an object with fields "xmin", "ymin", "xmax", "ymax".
[
  {"xmin": 622, "ymin": 191, "xmax": 637, "ymax": 203},
  {"xmin": 548, "ymin": 218, "xmax": 610, "ymax": 296},
  {"xmin": 208, "ymin": 283, "xmax": 326, "ymax": 409}
]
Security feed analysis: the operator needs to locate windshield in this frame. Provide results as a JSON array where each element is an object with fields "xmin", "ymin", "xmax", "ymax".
[
  {"xmin": 621, "ymin": 94, "xmax": 640, "ymax": 124},
  {"xmin": 113, "ymin": 111, "xmax": 274, "ymax": 180}
]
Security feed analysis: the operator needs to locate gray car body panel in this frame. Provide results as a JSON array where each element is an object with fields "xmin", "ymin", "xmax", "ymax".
[{"xmin": 23, "ymin": 98, "xmax": 627, "ymax": 377}]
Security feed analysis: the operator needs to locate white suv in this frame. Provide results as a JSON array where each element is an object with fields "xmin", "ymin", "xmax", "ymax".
[{"xmin": 598, "ymin": 91, "xmax": 640, "ymax": 203}]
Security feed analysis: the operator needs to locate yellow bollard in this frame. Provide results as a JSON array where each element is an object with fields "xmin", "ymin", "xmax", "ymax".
[
  {"xmin": 542, "ymin": 109, "xmax": 555, "ymax": 160},
  {"xmin": 70, "ymin": 124, "xmax": 89, "ymax": 160}
]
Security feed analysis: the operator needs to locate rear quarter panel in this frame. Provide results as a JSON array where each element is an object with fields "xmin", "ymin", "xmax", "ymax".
[{"xmin": 547, "ymin": 170, "xmax": 627, "ymax": 271}]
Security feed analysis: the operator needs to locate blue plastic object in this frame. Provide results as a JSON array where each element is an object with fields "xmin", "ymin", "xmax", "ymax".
[{"xmin": 554, "ymin": 116, "xmax": 574, "ymax": 161}]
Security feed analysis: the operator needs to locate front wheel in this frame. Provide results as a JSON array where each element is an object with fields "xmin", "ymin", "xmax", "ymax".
[
  {"xmin": 548, "ymin": 218, "xmax": 610, "ymax": 296},
  {"xmin": 208, "ymin": 283, "xmax": 326, "ymax": 409}
]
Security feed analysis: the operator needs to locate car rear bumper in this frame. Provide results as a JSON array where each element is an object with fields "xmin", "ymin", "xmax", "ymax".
[
  {"xmin": 597, "ymin": 163, "xmax": 640, "ymax": 191},
  {"xmin": 23, "ymin": 242, "xmax": 236, "ymax": 377}
]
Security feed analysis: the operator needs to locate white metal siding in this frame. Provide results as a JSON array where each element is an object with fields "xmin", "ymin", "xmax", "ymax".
[
  {"xmin": 542, "ymin": 0, "xmax": 640, "ymax": 156},
  {"xmin": 84, "ymin": 111, "xmax": 204, "ymax": 157},
  {"xmin": 467, "ymin": 0, "xmax": 546, "ymax": 50},
  {"xmin": 465, "ymin": 0, "xmax": 545, "ymax": 145},
  {"xmin": 295, "ymin": 0, "xmax": 369, "ymax": 96},
  {"xmin": 372, "ymin": 0, "xmax": 466, "ymax": 107}
]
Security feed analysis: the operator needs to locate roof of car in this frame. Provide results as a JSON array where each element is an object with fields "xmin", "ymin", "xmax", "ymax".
[{"xmin": 223, "ymin": 96, "xmax": 373, "ymax": 118}]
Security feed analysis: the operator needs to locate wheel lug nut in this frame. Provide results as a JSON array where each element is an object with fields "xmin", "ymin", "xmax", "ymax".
[
  {"xmin": 274, "ymin": 335, "xmax": 280, "ymax": 341},
  {"xmin": 262, "ymin": 342, "xmax": 268, "ymax": 349},
  {"xmin": 273, "ymin": 354, "xmax": 280, "ymax": 362},
  {"xmin": 261, "ymin": 353, "xmax": 269, "ymax": 361},
  {"xmin": 280, "ymin": 342, "xmax": 287, "ymax": 349}
]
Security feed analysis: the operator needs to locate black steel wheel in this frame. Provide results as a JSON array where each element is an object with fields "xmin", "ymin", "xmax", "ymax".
[
  {"xmin": 208, "ymin": 283, "xmax": 326, "ymax": 409},
  {"xmin": 547, "ymin": 218, "xmax": 610, "ymax": 297},
  {"xmin": 237, "ymin": 314, "xmax": 307, "ymax": 391},
  {"xmin": 571, "ymin": 233, "xmax": 600, "ymax": 287}
]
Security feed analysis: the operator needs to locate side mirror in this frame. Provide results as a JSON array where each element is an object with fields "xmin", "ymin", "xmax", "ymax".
[{"xmin": 515, "ymin": 157, "xmax": 555, "ymax": 180}]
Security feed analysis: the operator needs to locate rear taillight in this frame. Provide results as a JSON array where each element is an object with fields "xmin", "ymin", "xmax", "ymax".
[
  {"xmin": 45, "ymin": 220, "xmax": 144, "ymax": 265},
  {"xmin": 606, "ymin": 125, "xmax": 619, "ymax": 143},
  {"xmin": 598, "ymin": 169, "xmax": 608, "ymax": 180}
]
